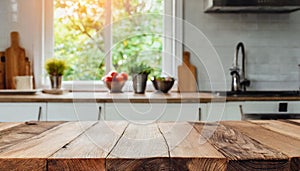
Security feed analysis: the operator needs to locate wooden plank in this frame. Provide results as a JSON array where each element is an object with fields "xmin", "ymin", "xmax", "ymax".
[
  {"xmin": 193, "ymin": 122, "xmax": 289, "ymax": 171},
  {"xmin": 158, "ymin": 122, "xmax": 227, "ymax": 171},
  {"xmin": 290, "ymin": 119, "xmax": 300, "ymax": 124},
  {"xmin": 106, "ymin": 123, "xmax": 169, "ymax": 170},
  {"xmin": 0, "ymin": 158, "xmax": 46, "ymax": 171},
  {"xmin": 250, "ymin": 120, "xmax": 300, "ymax": 140},
  {"xmin": 222, "ymin": 121, "xmax": 300, "ymax": 171},
  {"xmin": 0, "ymin": 122, "xmax": 64, "ymax": 152},
  {"xmin": 48, "ymin": 121, "xmax": 128, "ymax": 171},
  {"xmin": 0, "ymin": 122, "xmax": 22, "ymax": 131},
  {"xmin": 0, "ymin": 121, "xmax": 95, "ymax": 171}
]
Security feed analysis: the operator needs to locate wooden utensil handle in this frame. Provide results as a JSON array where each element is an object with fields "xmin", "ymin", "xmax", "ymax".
[{"xmin": 183, "ymin": 51, "xmax": 190, "ymax": 64}]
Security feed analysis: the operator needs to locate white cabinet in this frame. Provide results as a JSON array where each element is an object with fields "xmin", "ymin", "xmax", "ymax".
[
  {"xmin": 287, "ymin": 101, "xmax": 300, "ymax": 113},
  {"xmin": 47, "ymin": 102, "xmax": 104, "ymax": 121},
  {"xmin": 242, "ymin": 101, "xmax": 281, "ymax": 113},
  {"xmin": 204, "ymin": 102, "xmax": 243, "ymax": 121},
  {"xmin": 0, "ymin": 103, "xmax": 46, "ymax": 122},
  {"xmin": 203, "ymin": 101, "xmax": 300, "ymax": 122},
  {"xmin": 105, "ymin": 103, "xmax": 205, "ymax": 122},
  {"xmin": 241, "ymin": 101, "xmax": 300, "ymax": 113}
]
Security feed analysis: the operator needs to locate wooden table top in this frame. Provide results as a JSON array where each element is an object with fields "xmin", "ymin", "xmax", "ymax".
[{"xmin": 0, "ymin": 120, "xmax": 299, "ymax": 170}]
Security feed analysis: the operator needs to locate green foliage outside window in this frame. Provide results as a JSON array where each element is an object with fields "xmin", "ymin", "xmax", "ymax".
[{"xmin": 54, "ymin": 0, "xmax": 163, "ymax": 81}]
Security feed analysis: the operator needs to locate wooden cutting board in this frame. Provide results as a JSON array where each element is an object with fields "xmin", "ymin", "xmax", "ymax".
[
  {"xmin": 0, "ymin": 52, "xmax": 5, "ymax": 89},
  {"xmin": 178, "ymin": 51, "xmax": 197, "ymax": 92},
  {"xmin": 5, "ymin": 32, "xmax": 29, "ymax": 89}
]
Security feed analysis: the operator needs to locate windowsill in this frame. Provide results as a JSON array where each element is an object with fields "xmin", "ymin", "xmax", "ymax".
[{"xmin": 42, "ymin": 80, "xmax": 178, "ymax": 92}]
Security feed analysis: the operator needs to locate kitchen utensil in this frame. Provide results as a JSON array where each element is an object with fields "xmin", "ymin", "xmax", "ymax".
[
  {"xmin": 177, "ymin": 51, "xmax": 197, "ymax": 92},
  {"xmin": 0, "ymin": 52, "xmax": 5, "ymax": 89},
  {"xmin": 5, "ymin": 32, "xmax": 31, "ymax": 89}
]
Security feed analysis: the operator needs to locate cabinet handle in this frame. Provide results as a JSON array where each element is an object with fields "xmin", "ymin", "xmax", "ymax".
[
  {"xmin": 37, "ymin": 106, "xmax": 42, "ymax": 121},
  {"xmin": 198, "ymin": 108, "xmax": 201, "ymax": 121},
  {"xmin": 239, "ymin": 105, "xmax": 245, "ymax": 120},
  {"xmin": 98, "ymin": 106, "xmax": 102, "ymax": 121}
]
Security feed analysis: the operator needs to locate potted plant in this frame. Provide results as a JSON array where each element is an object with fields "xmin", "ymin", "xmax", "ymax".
[
  {"xmin": 129, "ymin": 63, "xmax": 153, "ymax": 94},
  {"xmin": 45, "ymin": 58, "xmax": 67, "ymax": 89}
]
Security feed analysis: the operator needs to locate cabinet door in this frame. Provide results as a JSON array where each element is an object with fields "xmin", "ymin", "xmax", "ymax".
[
  {"xmin": 0, "ymin": 103, "xmax": 46, "ymax": 122},
  {"xmin": 241, "ymin": 101, "xmax": 300, "ymax": 114},
  {"xmin": 242, "ymin": 101, "xmax": 280, "ymax": 113},
  {"xmin": 287, "ymin": 101, "xmax": 300, "ymax": 113},
  {"xmin": 105, "ymin": 103, "xmax": 202, "ymax": 122},
  {"xmin": 204, "ymin": 102, "xmax": 242, "ymax": 121},
  {"xmin": 47, "ymin": 103, "xmax": 104, "ymax": 121},
  {"xmin": 204, "ymin": 103, "xmax": 227, "ymax": 121},
  {"xmin": 224, "ymin": 102, "xmax": 243, "ymax": 120}
]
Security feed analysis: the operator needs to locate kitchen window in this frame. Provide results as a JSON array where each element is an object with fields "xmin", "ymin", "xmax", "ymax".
[{"xmin": 43, "ymin": 0, "xmax": 182, "ymax": 90}]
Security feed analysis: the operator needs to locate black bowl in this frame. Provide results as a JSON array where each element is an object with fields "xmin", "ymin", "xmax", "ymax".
[{"xmin": 151, "ymin": 77, "xmax": 175, "ymax": 93}]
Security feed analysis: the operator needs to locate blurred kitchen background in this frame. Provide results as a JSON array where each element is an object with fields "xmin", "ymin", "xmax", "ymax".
[{"xmin": 0, "ymin": 0, "xmax": 299, "ymax": 91}]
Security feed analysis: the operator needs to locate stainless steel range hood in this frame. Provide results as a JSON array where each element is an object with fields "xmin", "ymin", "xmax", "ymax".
[{"xmin": 204, "ymin": 0, "xmax": 300, "ymax": 13}]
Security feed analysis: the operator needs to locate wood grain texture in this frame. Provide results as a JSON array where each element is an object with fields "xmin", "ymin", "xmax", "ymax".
[
  {"xmin": 0, "ymin": 121, "xmax": 95, "ymax": 158},
  {"xmin": 158, "ymin": 122, "xmax": 227, "ymax": 171},
  {"xmin": 0, "ymin": 92, "xmax": 219, "ymax": 103},
  {"xmin": 1, "ymin": 92, "xmax": 300, "ymax": 103},
  {"xmin": 0, "ymin": 158, "xmax": 46, "ymax": 171},
  {"xmin": 250, "ymin": 120, "xmax": 300, "ymax": 140},
  {"xmin": 107, "ymin": 158, "xmax": 170, "ymax": 171},
  {"xmin": 48, "ymin": 159, "xmax": 104, "ymax": 171},
  {"xmin": 49, "ymin": 121, "xmax": 128, "ymax": 171},
  {"xmin": 192, "ymin": 122, "xmax": 289, "ymax": 171},
  {"xmin": 0, "ymin": 122, "xmax": 64, "ymax": 152},
  {"xmin": 222, "ymin": 121, "xmax": 300, "ymax": 171},
  {"xmin": 0, "ymin": 51, "xmax": 5, "ymax": 89},
  {"xmin": 0, "ymin": 122, "xmax": 95, "ymax": 171},
  {"xmin": 178, "ymin": 51, "xmax": 197, "ymax": 92},
  {"xmin": 106, "ymin": 123, "xmax": 169, "ymax": 170},
  {"xmin": 289, "ymin": 119, "xmax": 300, "ymax": 125},
  {"xmin": 0, "ymin": 122, "xmax": 21, "ymax": 131},
  {"xmin": 0, "ymin": 121, "xmax": 299, "ymax": 170}
]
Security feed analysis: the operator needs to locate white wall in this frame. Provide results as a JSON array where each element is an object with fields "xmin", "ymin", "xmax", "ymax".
[
  {"xmin": 0, "ymin": 0, "xmax": 43, "ymax": 87},
  {"xmin": 0, "ymin": 0, "xmax": 299, "ymax": 91},
  {"xmin": 0, "ymin": 0, "xmax": 11, "ymax": 51},
  {"xmin": 184, "ymin": 0, "xmax": 300, "ymax": 91}
]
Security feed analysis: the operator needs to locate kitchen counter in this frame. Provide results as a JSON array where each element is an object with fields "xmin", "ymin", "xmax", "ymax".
[
  {"xmin": 0, "ymin": 91, "xmax": 299, "ymax": 103},
  {"xmin": 0, "ymin": 120, "xmax": 299, "ymax": 170}
]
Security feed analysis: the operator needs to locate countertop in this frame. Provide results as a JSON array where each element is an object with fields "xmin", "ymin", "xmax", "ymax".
[
  {"xmin": 0, "ymin": 91, "xmax": 299, "ymax": 103},
  {"xmin": 0, "ymin": 120, "xmax": 299, "ymax": 170}
]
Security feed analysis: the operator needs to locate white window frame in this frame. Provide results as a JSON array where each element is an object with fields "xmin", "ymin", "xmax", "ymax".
[{"xmin": 38, "ymin": 0, "xmax": 182, "ymax": 91}]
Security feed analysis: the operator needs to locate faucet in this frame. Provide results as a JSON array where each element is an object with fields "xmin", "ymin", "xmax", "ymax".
[{"xmin": 230, "ymin": 42, "xmax": 250, "ymax": 92}]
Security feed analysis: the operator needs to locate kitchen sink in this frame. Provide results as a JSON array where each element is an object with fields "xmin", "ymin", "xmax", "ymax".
[{"xmin": 214, "ymin": 91, "xmax": 300, "ymax": 97}]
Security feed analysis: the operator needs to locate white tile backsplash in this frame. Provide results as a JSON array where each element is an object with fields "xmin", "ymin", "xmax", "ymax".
[{"xmin": 184, "ymin": 0, "xmax": 300, "ymax": 90}]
